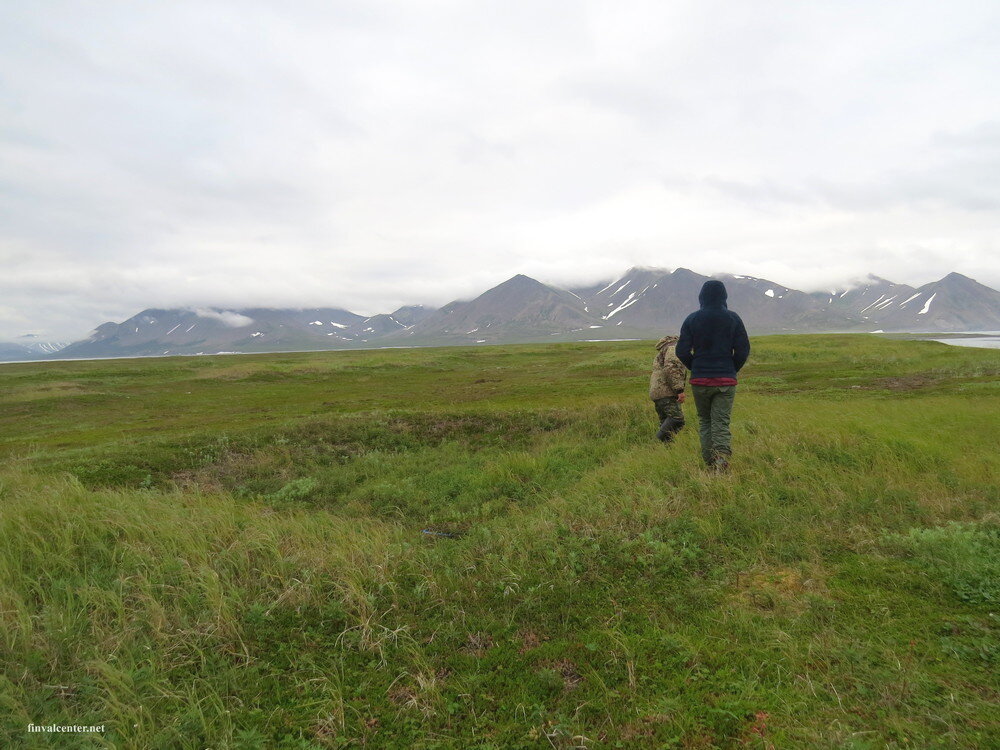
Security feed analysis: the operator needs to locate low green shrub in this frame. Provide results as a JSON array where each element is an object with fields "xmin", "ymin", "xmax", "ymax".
[{"xmin": 885, "ymin": 519, "xmax": 1000, "ymax": 604}]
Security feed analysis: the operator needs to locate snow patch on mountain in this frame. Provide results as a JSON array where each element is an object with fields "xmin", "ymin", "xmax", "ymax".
[{"xmin": 604, "ymin": 293, "xmax": 639, "ymax": 319}]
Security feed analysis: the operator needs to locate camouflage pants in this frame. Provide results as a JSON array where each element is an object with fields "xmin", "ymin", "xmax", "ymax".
[
  {"xmin": 691, "ymin": 385, "xmax": 735, "ymax": 464},
  {"xmin": 653, "ymin": 396, "xmax": 685, "ymax": 442}
]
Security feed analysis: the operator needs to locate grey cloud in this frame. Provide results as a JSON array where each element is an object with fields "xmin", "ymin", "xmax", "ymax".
[
  {"xmin": 558, "ymin": 72, "xmax": 681, "ymax": 126},
  {"xmin": 660, "ymin": 175, "xmax": 813, "ymax": 210},
  {"xmin": 661, "ymin": 121, "xmax": 1000, "ymax": 214},
  {"xmin": 931, "ymin": 121, "xmax": 1000, "ymax": 150}
]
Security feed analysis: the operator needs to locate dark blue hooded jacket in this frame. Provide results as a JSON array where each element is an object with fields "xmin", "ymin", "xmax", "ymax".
[{"xmin": 675, "ymin": 280, "xmax": 751, "ymax": 380}]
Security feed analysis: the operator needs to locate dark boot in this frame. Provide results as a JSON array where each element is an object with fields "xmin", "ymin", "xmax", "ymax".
[{"xmin": 657, "ymin": 418, "xmax": 683, "ymax": 443}]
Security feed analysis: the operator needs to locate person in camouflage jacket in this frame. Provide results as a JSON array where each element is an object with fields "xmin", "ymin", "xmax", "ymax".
[{"xmin": 649, "ymin": 335, "xmax": 687, "ymax": 442}]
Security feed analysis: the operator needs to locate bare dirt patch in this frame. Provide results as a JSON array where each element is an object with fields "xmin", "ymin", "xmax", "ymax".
[
  {"xmin": 868, "ymin": 373, "xmax": 940, "ymax": 391},
  {"xmin": 462, "ymin": 631, "xmax": 494, "ymax": 657},
  {"xmin": 171, "ymin": 449, "xmax": 294, "ymax": 493},
  {"xmin": 733, "ymin": 566, "xmax": 827, "ymax": 613},
  {"xmin": 553, "ymin": 659, "xmax": 582, "ymax": 691},
  {"xmin": 518, "ymin": 629, "xmax": 546, "ymax": 654}
]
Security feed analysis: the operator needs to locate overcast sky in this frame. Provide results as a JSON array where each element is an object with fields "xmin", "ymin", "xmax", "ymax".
[{"xmin": 2, "ymin": 0, "xmax": 999, "ymax": 340}]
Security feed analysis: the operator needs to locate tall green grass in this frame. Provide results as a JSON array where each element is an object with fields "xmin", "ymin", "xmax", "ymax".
[{"xmin": 1, "ymin": 335, "xmax": 998, "ymax": 747}]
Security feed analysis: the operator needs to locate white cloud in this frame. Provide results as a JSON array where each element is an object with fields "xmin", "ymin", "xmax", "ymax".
[
  {"xmin": 192, "ymin": 309, "xmax": 254, "ymax": 328},
  {"xmin": 1, "ymin": 0, "xmax": 999, "ymax": 339}
]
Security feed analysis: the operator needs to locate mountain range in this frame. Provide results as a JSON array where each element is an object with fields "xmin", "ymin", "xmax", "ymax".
[
  {"xmin": 5, "ymin": 268, "xmax": 1000, "ymax": 361},
  {"xmin": 0, "ymin": 335, "xmax": 71, "ymax": 362}
]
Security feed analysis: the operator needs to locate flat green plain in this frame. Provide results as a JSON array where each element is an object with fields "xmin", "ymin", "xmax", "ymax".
[{"xmin": 1, "ymin": 335, "xmax": 998, "ymax": 748}]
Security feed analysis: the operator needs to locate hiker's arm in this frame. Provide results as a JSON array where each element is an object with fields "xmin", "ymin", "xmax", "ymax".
[
  {"xmin": 675, "ymin": 321, "xmax": 694, "ymax": 370},
  {"xmin": 665, "ymin": 357, "xmax": 687, "ymax": 394},
  {"xmin": 733, "ymin": 319, "xmax": 750, "ymax": 372}
]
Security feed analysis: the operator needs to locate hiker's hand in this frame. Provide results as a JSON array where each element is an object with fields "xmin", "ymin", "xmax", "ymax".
[{"xmin": 677, "ymin": 392, "xmax": 686, "ymax": 404}]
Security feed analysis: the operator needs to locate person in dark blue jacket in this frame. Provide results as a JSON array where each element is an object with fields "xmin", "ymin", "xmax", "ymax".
[{"xmin": 675, "ymin": 280, "xmax": 751, "ymax": 470}]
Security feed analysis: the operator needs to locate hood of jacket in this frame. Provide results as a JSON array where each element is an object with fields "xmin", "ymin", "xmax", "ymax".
[
  {"xmin": 656, "ymin": 335, "xmax": 678, "ymax": 351},
  {"xmin": 698, "ymin": 280, "xmax": 728, "ymax": 309}
]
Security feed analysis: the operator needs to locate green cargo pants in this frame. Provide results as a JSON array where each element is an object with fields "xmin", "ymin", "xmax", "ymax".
[{"xmin": 691, "ymin": 385, "xmax": 735, "ymax": 465}]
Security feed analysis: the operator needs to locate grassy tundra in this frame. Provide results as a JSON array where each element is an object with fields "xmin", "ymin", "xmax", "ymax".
[{"xmin": 1, "ymin": 335, "xmax": 998, "ymax": 748}]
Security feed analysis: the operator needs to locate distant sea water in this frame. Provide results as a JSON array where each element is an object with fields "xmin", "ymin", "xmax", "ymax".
[{"xmin": 928, "ymin": 333, "xmax": 1000, "ymax": 350}]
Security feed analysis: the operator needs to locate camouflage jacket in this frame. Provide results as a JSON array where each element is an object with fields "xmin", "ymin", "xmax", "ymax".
[{"xmin": 649, "ymin": 336, "xmax": 687, "ymax": 400}]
